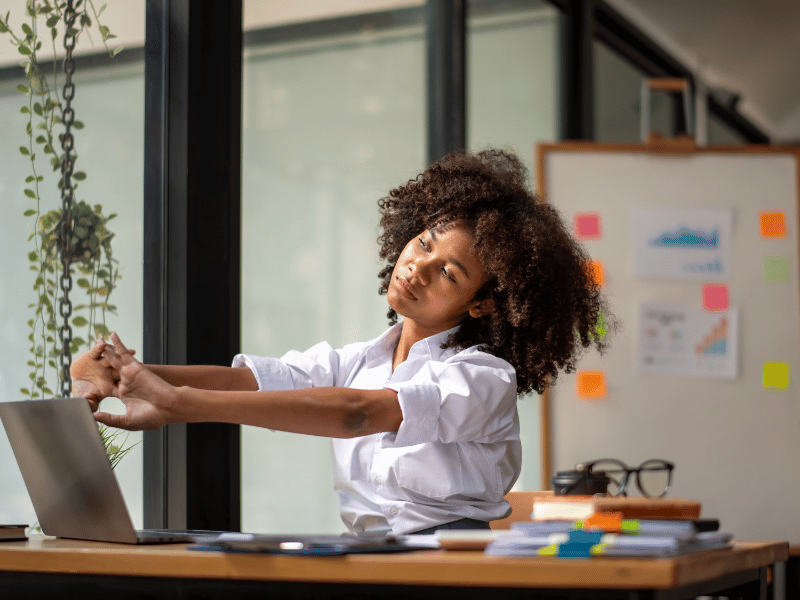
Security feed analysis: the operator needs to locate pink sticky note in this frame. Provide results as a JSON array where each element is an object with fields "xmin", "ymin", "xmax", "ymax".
[
  {"xmin": 574, "ymin": 213, "xmax": 601, "ymax": 239},
  {"xmin": 702, "ymin": 284, "xmax": 729, "ymax": 311}
]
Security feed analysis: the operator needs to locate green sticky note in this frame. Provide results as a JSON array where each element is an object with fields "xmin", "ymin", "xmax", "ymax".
[
  {"xmin": 591, "ymin": 309, "xmax": 607, "ymax": 341},
  {"xmin": 763, "ymin": 256, "xmax": 790, "ymax": 283},
  {"xmin": 763, "ymin": 362, "xmax": 790, "ymax": 389}
]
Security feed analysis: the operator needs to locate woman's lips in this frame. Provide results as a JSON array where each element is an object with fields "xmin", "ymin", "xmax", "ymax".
[{"xmin": 395, "ymin": 276, "xmax": 417, "ymax": 300}]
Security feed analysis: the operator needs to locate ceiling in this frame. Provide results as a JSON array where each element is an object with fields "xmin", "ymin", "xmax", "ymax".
[{"xmin": 606, "ymin": 0, "xmax": 800, "ymax": 141}]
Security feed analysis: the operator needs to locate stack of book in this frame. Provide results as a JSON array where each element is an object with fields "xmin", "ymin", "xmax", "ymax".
[{"xmin": 485, "ymin": 496, "xmax": 733, "ymax": 558}]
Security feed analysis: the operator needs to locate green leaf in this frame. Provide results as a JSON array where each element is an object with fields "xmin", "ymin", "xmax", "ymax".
[
  {"xmin": 26, "ymin": 175, "xmax": 35, "ymax": 182},
  {"xmin": 20, "ymin": 106, "xmax": 30, "ymax": 114},
  {"xmin": 21, "ymin": 23, "xmax": 33, "ymax": 36},
  {"xmin": 17, "ymin": 83, "xmax": 30, "ymax": 94},
  {"xmin": 45, "ymin": 14, "xmax": 58, "ymax": 27},
  {"xmin": 24, "ymin": 209, "xmax": 37, "ymax": 217},
  {"xmin": 72, "ymin": 120, "xmax": 84, "ymax": 130},
  {"xmin": 20, "ymin": 388, "xmax": 31, "ymax": 396},
  {"xmin": 76, "ymin": 278, "xmax": 91, "ymax": 288},
  {"xmin": 73, "ymin": 171, "xmax": 87, "ymax": 180},
  {"xmin": 111, "ymin": 46, "xmax": 124, "ymax": 57},
  {"xmin": 24, "ymin": 188, "xmax": 37, "ymax": 198},
  {"xmin": 20, "ymin": 146, "xmax": 30, "ymax": 156},
  {"xmin": 66, "ymin": 27, "xmax": 79, "ymax": 37},
  {"xmin": 33, "ymin": 102, "xmax": 43, "ymax": 116},
  {"xmin": 72, "ymin": 316, "xmax": 89, "ymax": 327},
  {"xmin": 18, "ymin": 45, "xmax": 31, "ymax": 56},
  {"xmin": 36, "ymin": 135, "xmax": 46, "ymax": 144}
]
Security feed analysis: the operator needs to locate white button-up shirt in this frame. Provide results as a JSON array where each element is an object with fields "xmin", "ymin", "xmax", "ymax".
[{"xmin": 233, "ymin": 322, "xmax": 521, "ymax": 535}]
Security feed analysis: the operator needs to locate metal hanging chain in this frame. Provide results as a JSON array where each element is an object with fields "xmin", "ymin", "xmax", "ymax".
[{"xmin": 58, "ymin": 0, "xmax": 78, "ymax": 398}]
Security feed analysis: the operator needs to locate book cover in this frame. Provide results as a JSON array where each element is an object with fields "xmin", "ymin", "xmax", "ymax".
[
  {"xmin": 532, "ymin": 496, "xmax": 701, "ymax": 520},
  {"xmin": 0, "ymin": 525, "xmax": 28, "ymax": 541}
]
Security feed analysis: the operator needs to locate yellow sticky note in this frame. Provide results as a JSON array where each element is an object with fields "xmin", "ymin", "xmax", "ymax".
[
  {"xmin": 577, "ymin": 370, "xmax": 606, "ymax": 399},
  {"xmin": 760, "ymin": 212, "xmax": 787, "ymax": 238},
  {"xmin": 763, "ymin": 362, "xmax": 790, "ymax": 389}
]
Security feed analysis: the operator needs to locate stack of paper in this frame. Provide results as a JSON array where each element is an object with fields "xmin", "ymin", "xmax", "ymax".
[{"xmin": 485, "ymin": 516, "xmax": 733, "ymax": 558}]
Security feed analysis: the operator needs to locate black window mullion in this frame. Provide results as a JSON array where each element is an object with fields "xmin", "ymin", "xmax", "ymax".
[
  {"xmin": 427, "ymin": 0, "xmax": 467, "ymax": 163},
  {"xmin": 558, "ymin": 0, "xmax": 595, "ymax": 140},
  {"xmin": 143, "ymin": 0, "xmax": 242, "ymax": 532}
]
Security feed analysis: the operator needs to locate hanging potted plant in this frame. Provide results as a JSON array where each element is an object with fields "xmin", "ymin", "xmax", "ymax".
[{"xmin": 1, "ymin": 0, "xmax": 132, "ymax": 467}]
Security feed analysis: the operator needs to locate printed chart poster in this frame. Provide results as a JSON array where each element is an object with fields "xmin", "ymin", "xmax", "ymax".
[
  {"xmin": 637, "ymin": 301, "xmax": 739, "ymax": 379},
  {"xmin": 632, "ymin": 207, "xmax": 733, "ymax": 280}
]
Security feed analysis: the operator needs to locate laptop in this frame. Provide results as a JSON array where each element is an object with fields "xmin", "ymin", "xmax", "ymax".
[{"xmin": 0, "ymin": 397, "xmax": 220, "ymax": 544}]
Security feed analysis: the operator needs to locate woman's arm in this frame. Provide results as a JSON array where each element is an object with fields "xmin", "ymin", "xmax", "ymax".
[
  {"xmin": 94, "ymin": 333, "xmax": 403, "ymax": 438},
  {"xmin": 172, "ymin": 386, "xmax": 401, "ymax": 437},
  {"xmin": 144, "ymin": 364, "xmax": 258, "ymax": 392}
]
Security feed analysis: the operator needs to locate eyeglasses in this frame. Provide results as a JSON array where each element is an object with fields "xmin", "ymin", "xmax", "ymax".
[{"xmin": 574, "ymin": 458, "xmax": 674, "ymax": 498}]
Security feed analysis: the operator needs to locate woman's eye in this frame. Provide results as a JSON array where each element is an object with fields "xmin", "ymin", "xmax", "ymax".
[
  {"xmin": 418, "ymin": 237, "xmax": 428, "ymax": 250},
  {"xmin": 442, "ymin": 267, "xmax": 455, "ymax": 282}
]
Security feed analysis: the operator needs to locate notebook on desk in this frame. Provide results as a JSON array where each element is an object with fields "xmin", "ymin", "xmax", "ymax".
[{"xmin": 0, "ymin": 397, "xmax": 220, "ymax": 545}]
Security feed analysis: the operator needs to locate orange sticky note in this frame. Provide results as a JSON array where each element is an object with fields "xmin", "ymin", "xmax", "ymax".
[
  {"xmin": 574, "ymin": 213, "xmax": 601, "ymax": 239},
  {"xmin": 589, "ymin": 260, "xmax": 604, "ymax": 286},
  {"xmin": 576, "ymin": 370, "xmax": 606, "ymax": 399},
  {"xmin": 760, "ymin": 211, "xmax": 787, "ymax": 238},
  {"xmin": 584, "ymin": 512, "xmax": 623, "ymax": 531},
  {"xmin": 702, "ymin": 284, "xmax": 728, "ymax": 311}
]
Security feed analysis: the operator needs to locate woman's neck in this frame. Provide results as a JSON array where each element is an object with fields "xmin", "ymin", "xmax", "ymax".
[{"xmin": 391, "ymin": 319, "xmax": 454, "ymax": 371}]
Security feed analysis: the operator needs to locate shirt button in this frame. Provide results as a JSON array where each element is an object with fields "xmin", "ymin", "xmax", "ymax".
[{"xmin": 390, "ymin": 507, "xmax": 398, "ymax": 515}]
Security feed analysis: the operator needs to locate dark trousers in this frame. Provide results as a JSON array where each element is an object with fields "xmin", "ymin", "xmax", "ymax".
[{"xmin": 407, "ymin": 517, "xmax": 490, "ymax": 535}]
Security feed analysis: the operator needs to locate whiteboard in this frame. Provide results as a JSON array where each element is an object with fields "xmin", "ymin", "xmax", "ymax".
[{"xmin": 537, "ymin": 142, "xmax": 800, "ymax": 544}]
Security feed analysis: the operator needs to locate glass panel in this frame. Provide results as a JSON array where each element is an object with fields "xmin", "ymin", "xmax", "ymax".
[
  {"xmin": 707, "ymin": 110, "xmax": 749, "ymax": 145},
  {"xmin": 241, "ymin": 4, "xmax": 425, "ymax": 534},
  {"xmin": 0, "ymin": 4, "xmax": 145, "ymax": 528},
  {"xmin": 467, "ymin": 0, "xmax": 561, "ymax": 491},
  {"xmin": 593, "ymin": 41, "xmax": 676, "ymax": 143}
]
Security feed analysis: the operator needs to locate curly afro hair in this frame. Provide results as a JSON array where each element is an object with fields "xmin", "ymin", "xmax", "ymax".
[{"xmin": 377, "ymin": 149, "xmax": 614, "ymax": 396}]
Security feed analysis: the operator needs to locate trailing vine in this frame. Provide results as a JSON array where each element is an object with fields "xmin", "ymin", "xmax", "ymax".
[{"xmin": 1, "ymin": 1, "xmax": 133, "ymax": 465}]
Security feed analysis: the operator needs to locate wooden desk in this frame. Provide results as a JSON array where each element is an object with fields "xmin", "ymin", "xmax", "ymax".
[{"xmin": 0, "ymin": 536, "xmax": 788, "ymax": 600}]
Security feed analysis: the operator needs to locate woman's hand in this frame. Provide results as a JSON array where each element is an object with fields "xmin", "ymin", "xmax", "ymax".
[
  {"xmin": 94, "ymin": 333, "xmax": 179, "ymax": 431},
  {"xmin": 70, "ymin": 338, "xmax": 117, "ymax": 411}
]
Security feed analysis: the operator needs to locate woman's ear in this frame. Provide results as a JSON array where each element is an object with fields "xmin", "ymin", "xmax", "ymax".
[{"xmin": 468, "ymin": 297, "xmax": 495, "ymax": 319}]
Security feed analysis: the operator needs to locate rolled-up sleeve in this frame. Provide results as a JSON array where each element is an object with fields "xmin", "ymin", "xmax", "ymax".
[
  {"xmin": 386, "ymin": 349, "xmax": 517, "ymax": 447},
  {"xmin": 232, "ymin": 341, "xmax": 345, "ymax": 391}
]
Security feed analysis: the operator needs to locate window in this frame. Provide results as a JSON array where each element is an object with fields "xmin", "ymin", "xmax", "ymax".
[
  {"xmin": 467, "ymin": 0, "xmax": 560, "ymax": 490},
  {"xmin": 593, "ymin": 40, "xmax": 676, "ymax": 143},
  {"xmin": 0, "ymin": 4, "xmax": 145, "ymax": 527},
  {"xmin": 240, "ymin": 4, "xmax": 425, "ymax": 534}
]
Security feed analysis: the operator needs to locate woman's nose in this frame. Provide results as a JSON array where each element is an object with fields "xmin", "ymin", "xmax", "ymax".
[{"xmin": 410, "ymin": 257, "xmax": 430, "ymax": 285}]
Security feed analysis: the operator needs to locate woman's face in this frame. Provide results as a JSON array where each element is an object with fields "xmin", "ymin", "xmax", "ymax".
[{"xmin": 387, "ymin": 220, "xmax": 490, "ymax": 335}]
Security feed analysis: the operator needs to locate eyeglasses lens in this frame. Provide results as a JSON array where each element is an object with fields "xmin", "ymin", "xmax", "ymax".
[
  {"xmin": 588, "ymin": 460, "xmax": 628, "ymax": 496},
  {"xmin": 637, "ymin": 461, "xmax": 671, "ymax": 497}
]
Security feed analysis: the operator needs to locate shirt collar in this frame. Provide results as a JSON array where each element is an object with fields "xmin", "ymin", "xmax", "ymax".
[{"xmin": 365, "ymin": 320, "xmax": 460, "ymax": 366}]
